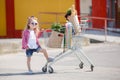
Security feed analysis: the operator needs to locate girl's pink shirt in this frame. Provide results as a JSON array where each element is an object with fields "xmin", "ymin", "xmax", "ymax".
[{"xmin": 22, "ymin": 29, "xmax": 42, "ymax": 49}]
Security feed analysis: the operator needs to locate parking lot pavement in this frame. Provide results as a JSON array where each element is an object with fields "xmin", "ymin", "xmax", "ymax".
[{"xmin": 0, "ymin": 42, "xmax": 120, "ymax": 80}]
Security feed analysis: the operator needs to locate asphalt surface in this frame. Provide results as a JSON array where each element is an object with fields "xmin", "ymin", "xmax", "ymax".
[{"xmin": 0, "ymin": 42, "xmax": 120, "ymax": 80}]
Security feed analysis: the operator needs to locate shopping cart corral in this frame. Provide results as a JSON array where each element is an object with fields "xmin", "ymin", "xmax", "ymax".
[{"xmin": 42, "ymin": 32, "xmax": 94, "ymax": 73}]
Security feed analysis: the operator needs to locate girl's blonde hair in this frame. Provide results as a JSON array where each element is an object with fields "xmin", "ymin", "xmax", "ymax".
[
  {"xmin": 26, "ymin": 16, "xmax": 39, "ymax": 29},
  {"xmin": 25, "ymin": 16, "xmax": 40, "ymax": 36}
]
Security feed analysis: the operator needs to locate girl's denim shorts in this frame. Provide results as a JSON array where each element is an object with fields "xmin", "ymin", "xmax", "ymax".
[{"xmin": 26, "ymin": 46, "xmax": 41, "ymax": 57}]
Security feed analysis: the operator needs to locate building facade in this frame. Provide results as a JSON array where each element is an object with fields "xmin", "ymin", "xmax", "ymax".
[{"xmin": 0, "ymin": 0, "xmax": 119, "ymax": 38}]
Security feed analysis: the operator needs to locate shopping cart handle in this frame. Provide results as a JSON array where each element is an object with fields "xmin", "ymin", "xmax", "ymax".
[{"xmin": 58, "ymin": 34, "xmax": 63, "ymax": 37}]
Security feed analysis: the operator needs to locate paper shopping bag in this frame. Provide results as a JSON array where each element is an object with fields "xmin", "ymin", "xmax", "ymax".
[{"xmin": 47, "ymin": 31, "xmax": 64, "ymax": 48}]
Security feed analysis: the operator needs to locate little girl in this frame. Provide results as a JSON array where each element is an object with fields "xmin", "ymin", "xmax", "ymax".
[{"xmin": 22, "ymin": 16, "xmax": 53, "ymax": 73}]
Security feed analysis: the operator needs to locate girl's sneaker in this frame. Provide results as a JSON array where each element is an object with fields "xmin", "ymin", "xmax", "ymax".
[
  {"xmin": 28, "ymin": 70, "xmax": 33, "ymax": 74},
  {"xmin": 48, "ymin": 57, "xmax": 54, "ymax": 62}
]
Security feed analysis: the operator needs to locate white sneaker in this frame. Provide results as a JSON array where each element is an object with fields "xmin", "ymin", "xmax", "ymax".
[
  {"xmin": 28, "ymin": 70, "xmax": 33, "ymax": 74},
  {"xmin": 48, "ymin": 57, "xmax": 54, "ymax": 62}
]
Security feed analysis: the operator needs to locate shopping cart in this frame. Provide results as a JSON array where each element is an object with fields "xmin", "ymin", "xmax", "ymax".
[
  {"xmin": 41, "ymin": 30, "xmax": 94, "ymax": 73},
  {"xmin": 41, "ymin": 6, "xmax": 94, "ymax": 73}
]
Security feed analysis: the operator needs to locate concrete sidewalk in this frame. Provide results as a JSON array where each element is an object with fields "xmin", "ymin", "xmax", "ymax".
[{"xmin": 0, "ymin": 42, "xmax": 120, "ymax": 80}]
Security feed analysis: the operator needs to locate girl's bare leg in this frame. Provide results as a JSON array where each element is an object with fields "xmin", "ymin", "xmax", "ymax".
[
  {"xmin": 39, "ymin": 49, "xmax": 49, "ymax": 61},
  {"xmin": 27, "ymin": 57, "xmax": 32, "ymax": 71}
]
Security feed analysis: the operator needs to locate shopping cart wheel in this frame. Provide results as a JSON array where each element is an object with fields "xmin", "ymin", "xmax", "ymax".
[
  {"xmin": 42, "ymin": 66, "xmax": 47, "ymax": 72},
  {"xmin": 48, "ymin": 66, "xmax": 54, "ymax": 73},
  {"xmin": 79, "ymin": 62, "xmax": 84, "ymax": 69},
  {"xmin": 90, "ymin": 65, "xmax": 94, "ymax": 71}
]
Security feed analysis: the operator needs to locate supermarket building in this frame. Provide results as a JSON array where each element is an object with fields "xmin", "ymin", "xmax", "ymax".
[{"xmin": 0, "ymin": 0, "xmax": 119, "ymax": 38}]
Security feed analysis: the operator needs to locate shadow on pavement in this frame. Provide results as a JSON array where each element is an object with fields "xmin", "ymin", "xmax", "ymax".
[
  {"xmin": 0, "ymin": 72, "xmax": 46, "ymax": 76},
  {"xmin": 90, "ymin": 39, "xmax": 104, "ymax": 43}
]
